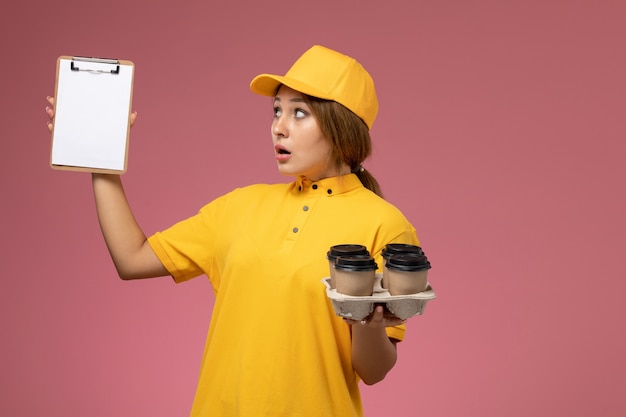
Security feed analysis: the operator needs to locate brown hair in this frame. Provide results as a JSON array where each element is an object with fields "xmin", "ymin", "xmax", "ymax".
[{"xmin": 302, "ymin": 95, "xmax": 383, "ymax": 198}]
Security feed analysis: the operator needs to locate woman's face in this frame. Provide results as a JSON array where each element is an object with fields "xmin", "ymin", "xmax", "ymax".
[{"xmin": 271, "ymin": 86, "xmax": 346, "ymax": 181}]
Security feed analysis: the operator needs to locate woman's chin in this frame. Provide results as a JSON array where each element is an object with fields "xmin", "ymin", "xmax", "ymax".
[{"xmin": 276, "ymin": 165, "xmax": 299, "ymax": 177}]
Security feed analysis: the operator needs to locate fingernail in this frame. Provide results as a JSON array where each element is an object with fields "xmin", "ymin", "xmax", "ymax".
[{"xmin": 45, "ymin": 106, "xmax": 50, "ymax": 112}]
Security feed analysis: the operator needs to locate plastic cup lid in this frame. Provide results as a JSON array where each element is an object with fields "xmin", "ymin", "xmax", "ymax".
[
  {"xmin": 334, "ymin": 255, "xmax": 378, "ymax": 271},
  {"xmin": 327, "ymin": 244, "xmax": 369, "ymax": 261},
  {"xmin": 382, "ymin": 243, "xmax": 424, "ymax": 258},
  {"xmin": 385, "ymin": 254, "xmax": 431, "ymax": 271}
]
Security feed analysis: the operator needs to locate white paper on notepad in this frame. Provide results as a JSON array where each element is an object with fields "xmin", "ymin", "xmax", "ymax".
[{"xmin": 51, "ymin": 58, "xmax": 133, "ymax": 171}]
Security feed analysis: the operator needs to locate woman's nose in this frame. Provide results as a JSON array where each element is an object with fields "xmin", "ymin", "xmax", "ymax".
[{"xmin": 272, "ymin": 116, "xmax": 287, "ymax": 137}]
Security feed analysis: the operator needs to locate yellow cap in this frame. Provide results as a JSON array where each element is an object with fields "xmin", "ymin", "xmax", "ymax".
[{"xmin": 250, "ymin": 45, "xmax": 379, "ymax": 130}]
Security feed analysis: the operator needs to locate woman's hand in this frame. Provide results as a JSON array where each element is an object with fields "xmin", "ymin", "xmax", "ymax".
[
  {"xmin": 347, "ymin": 305, "xmax": 404, "ymax": 385},
  {"xmin": 343, "ymin": 305, "xmax": 407, "ymax": 328},
  {"xmin": 46, "ymin": 96, "xmax": 137, "ymax": 132},
  {"xmin": 46, "ymin": 96, "xmax": 55, "ymax": 132}
]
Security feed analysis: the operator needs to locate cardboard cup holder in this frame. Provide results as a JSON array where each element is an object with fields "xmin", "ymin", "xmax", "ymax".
[{"xmin": 322, "ymin": 273, "xmax": 436, "ymax": 320}]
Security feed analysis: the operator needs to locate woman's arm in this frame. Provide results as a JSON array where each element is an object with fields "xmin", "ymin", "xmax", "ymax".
[
  {"xmin": 348, "ymin": 306, "xmax": 404, "ymax": 385},
  {"xmin": 91, "ymin": 173, "xmax": 168, "ymax": 279},
  {"xmin": 47, "ymin": 97, "xmax": 168, "ymax": 280}
]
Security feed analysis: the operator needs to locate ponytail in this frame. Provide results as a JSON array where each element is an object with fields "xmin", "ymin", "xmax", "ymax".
[{"xmin": 355, "ymin": 167, "xmax": 383, "ymax": 198}]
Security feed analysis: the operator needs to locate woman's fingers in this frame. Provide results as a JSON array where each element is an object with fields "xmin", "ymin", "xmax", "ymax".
[
  {"xmin": 130, "ymin": 111, "xmax": 137, "ymax": 127},
  {"xmin": 46, "ymin": 96, "xmax": 55, "ymax": 132},
  {"xmin": 343, "ymin": 306, "xmax": 407, "ymax": 328}
]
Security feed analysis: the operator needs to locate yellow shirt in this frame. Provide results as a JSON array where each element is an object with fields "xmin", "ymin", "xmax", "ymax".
[{"xmin": 148, "ymin": 174, "xmax": 420, "ymax": 417}]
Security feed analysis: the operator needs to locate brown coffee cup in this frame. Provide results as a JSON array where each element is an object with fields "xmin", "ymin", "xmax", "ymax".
[
  {"xmin": 381, "ymin": 244, "xmax": 425, "ymax": 289},
  {"xmin": 384, "ymin": 254, "xmax": 431, "ymax": 295},
  {"xmin": 327, "ymin": 244, "xmax": 369, "ymax": 288},
  {"xmin": 333, "ymin": 256, "xmax": 378, "ymax": 296}
]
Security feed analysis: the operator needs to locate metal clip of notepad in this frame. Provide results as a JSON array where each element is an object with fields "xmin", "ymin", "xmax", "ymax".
[{"xmin": 70, "ymin": 56, "xmax": 120, "ymax": 74}]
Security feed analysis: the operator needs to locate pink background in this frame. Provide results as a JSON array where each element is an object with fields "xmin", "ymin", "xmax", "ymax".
[{"xmin": 1, "ymin": 1, "xmax": 625, "ymax": 416}]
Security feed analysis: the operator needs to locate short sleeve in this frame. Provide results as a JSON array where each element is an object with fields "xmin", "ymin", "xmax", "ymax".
[
  {"xmin": 386, "ymin": 323, "xmax": 406, "ymax": 342},
  {"xmin": 146, "ymin": 192, "xmax": 234, "ymax": 284}
]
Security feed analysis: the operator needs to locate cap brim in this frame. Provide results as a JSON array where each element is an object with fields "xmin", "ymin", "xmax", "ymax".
[{"xmin": 250, "ymin": 73, "xmax": 333, "ymax": 100}]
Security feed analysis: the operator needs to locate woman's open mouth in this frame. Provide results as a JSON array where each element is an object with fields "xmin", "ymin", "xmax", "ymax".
[{"xmin": 275, "ymin": 145, "xmax": 291, "ymax": 161}]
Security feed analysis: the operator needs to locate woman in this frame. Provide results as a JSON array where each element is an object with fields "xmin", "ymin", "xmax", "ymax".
[{"xmin": 47, "ymin": 45, "xmax": 422, "ymax": 417}]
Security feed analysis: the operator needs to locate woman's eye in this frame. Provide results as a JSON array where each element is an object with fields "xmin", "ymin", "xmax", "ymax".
[
  {"xmin": 295, "ymin": 109, "xmax": 306, "ymax": 118},
  {"xmin": 273, "ymin": 107, "xmax": 282, "ymax": 117}
]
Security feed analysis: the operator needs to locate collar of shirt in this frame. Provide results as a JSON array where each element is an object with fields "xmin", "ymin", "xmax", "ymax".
[{"xmin": 294, "ymin": 174, "xmax": 363, "ymax": 196}]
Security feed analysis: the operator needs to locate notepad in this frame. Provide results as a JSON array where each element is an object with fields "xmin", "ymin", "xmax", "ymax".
[{"xmin": 50, "ymin": 56, "xmax": 135, "ymax": 173}]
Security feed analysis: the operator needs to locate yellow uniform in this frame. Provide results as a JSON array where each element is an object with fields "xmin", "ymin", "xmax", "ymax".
[{"xmin": 148, "ymin": 174, "xmax": 420, "ymax": 416}]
